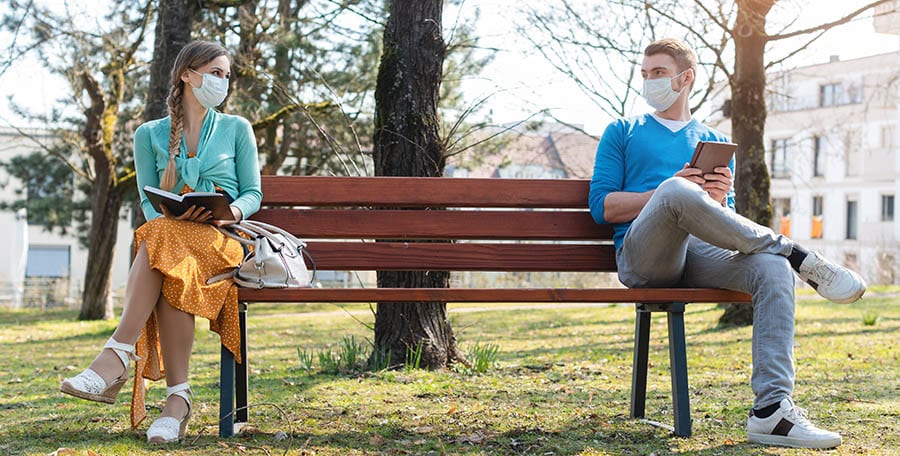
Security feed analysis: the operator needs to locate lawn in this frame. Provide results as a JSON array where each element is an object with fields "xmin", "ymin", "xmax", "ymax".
[{"xmin": 0, "ymin": 292, "xmax": 897, "ymax": 455}]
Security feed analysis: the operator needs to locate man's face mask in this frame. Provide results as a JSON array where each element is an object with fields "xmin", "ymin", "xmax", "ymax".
[
  {"xmin": 189, "ymin": 68, "xmax": 229, "ymax": 109},
  {"xmin": 642, "ymin": 70, "xmax": 687, "ymax": 112}
]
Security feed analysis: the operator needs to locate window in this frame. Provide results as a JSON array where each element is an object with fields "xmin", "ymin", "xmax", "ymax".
[
  {"xmin": 812, "ymin": 196, "xmax": 824, "ymax": 239},
  {"xmin": 812, "ymin": 196, "xmax": 824, "ymax": 216},
  {"xmin": 882, "ymin": 125, "xmax": 895, "ymax": 149},
  {"xmin": 845, "ymin": 129, "xmax": 862, "ymax": 176},
  {"xmin": 846, "ymin": 199, "xmax": 858, "ymax": 240},
  {"xmin": 883, "ymin": 195, "xmax": 895, "ymax": 222},
  {"xmin": 820, "ymin": 83, "xmax": 842, "ymax": 107},
  {"xmin": 25, "ymin": 245, "xmax": 71, "ymax": 278},
  {"xmin": 770, "ymin": 139, "xmax": 789, "ymax": 178},
  {"xmin": 773, "ymin": 198, "xmax": 792, "ymax": 236},
  {"xmin": 813, "ymin": 136, "xmax": 824, "ymax": 177}
]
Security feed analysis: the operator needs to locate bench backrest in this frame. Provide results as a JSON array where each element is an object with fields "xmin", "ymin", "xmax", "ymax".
[{"xmin": 250, "ymin": 176, "xmax": 617, "ymax": 273}]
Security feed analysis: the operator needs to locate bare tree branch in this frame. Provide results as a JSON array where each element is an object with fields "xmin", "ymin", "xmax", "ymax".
[
  {"xmin": 690, "ymin": 0, "xmax": 735, "ymax": 38},
  {"xmin": 645, "ymin": 1, "xmax": 733, "ymax": 81},
  {"xmin": 765, "ymin": 29, "xmax": 828, "ymax": 69},
  {"xmin": 542, "ymin": 110, "xmax": 600, "ymax": 142},
  {"xmin": 0, "ymin": 121, "xmax": 92, "ymax": 180},
  {"xmin": 768, "ymin": 0, "xmax": 892, "ymax": 42}
]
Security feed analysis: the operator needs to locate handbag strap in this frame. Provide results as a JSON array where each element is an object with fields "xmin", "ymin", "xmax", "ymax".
[
  {"xmin": 206, "ymin": 270, "xmax": 236, "ymax": 285},
  {"xmin": 217, "ymin": 224, "xmax": 256, "ymax": 246},
  {"xmin": 240, "ymin": 220, "xmax": 307, "ymax": 248}
]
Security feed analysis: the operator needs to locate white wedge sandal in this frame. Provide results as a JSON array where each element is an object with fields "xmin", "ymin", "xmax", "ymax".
[
  {"xmin": 146, "ymin": 382, "xmax": 193, "ymax": 444},
  {"xmin": 60, "ymin": 337, "xmax": 138, "ymax": 404}
]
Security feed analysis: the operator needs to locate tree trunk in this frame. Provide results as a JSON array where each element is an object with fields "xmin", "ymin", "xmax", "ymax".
[
  {"xmin": 134, "ymin": 0, "xmax": 200, "ymax": 237},
  {"xmin": 80, "ymin": 172, "xmax": 123, "ymax": 320},
  {"xmin": 79, "ymin": 70, "xmax": 122, "ymax": 320},
  {"xmin": 371, "ymin": 0, "xmax": 462, "ymax": 369},
  {"xmin": 720, "ymin": 0, "xmax": 776, "ymax": 327},
  {"xmin": 145, "ymin": 0, "xmax": 199, "ymax": 122}
]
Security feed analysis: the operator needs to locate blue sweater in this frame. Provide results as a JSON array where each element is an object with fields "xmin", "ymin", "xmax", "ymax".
[
  {"xmin": 588, "ymin": 113, "xmax": 734, "ymax": 250},
  {"xmin": 134, "ymin": 109, "xmax": 262, "ymax": 221}
]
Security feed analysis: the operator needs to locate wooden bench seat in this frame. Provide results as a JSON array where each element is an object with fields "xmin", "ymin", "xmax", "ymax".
[{"xmin": 218, "ymin": 176, "xmax": 752, "ymax": 438}]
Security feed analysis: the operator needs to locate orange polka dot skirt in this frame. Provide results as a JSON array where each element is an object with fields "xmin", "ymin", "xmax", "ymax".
[{"xmin": 129, "ymin": 217, "xmax": 244, "ymax": 428}]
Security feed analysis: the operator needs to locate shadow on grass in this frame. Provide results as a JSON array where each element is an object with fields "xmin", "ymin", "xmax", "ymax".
[
  {"xmin": 219, "ymin": 408, "xmax": 778, "ymax": 455},
  {"xmin": 0, "ymin": 308, "xmax": 81, "ymax": 326}
]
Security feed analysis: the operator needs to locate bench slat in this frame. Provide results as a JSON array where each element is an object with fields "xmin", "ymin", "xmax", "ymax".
[
  {"xmin": 238, "ymin": 287, "xmax": 752, "ymax": 303},
  {"xmin": 253, "ymin": 209, "xmax": 614, "ymax": 240},
  {"xmin": 260, "ymin": 176, "xmax": 590, "ymax": 208},
  {"xmin": 304, "ymin": 241, "xmax": 617, "ymax": 271}
]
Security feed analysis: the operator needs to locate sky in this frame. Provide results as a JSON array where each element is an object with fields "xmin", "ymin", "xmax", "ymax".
[{"xmin": 1, "ymin": 0, "xmax": 899, "ymax": 135}]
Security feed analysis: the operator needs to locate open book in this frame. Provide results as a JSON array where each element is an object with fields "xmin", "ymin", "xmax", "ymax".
[
  {"xmin": 143, "ymin": 186, "xmax": 234, "ymax": 221},
  {"xmin": 689, "ymin": 141, "xmax": 737, "ymax": 174}
]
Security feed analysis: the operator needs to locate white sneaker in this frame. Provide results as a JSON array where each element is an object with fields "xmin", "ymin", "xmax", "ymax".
[
  {"xmin": 747, "ymin": 398, "xmax": 842, "ymax": 449},
  {"xmin": 797, "ymin": 251, "xmax": 866, "ymax": 304}
]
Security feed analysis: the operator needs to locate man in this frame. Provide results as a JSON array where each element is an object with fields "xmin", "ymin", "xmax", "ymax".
[{"xmin": 589, "ymin": 38, "xmax": 866, "ymax": 449}]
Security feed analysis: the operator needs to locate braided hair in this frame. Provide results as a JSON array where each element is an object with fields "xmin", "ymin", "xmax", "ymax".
[{"xmin": 159, "ymin": 41, "xmax": 229, "ymax": 191}]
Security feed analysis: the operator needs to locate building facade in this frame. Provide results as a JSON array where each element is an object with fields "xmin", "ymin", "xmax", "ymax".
[
  {"xmin": 0, "ymin": 127, "xmax": 133, "ymax": 308},
  {"xmin": 712, "ymin": 51, "xmax": 900, "ymax": 284}
]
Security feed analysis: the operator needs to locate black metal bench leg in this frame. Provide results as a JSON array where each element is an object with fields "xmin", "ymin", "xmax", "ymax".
[
  {"xmin": 219, "ymin": 342, "xmax": 235, "ymax": 437},
  {"xmin": 631, "ymin": 304, "xmax": 652, "ymax": 419},
  {"xmin": 236, "ymin": 302, "xmax": 249, "ymax": 427},
  {"xmin": 219, "ymin": 302, "xmax": 248, "ymax": 438},
  {"xmin": 666, "ymin": 302, "xmax": 692, "ymax": 437}
]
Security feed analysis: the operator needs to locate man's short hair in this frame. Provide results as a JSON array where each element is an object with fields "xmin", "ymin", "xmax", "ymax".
[{"xmin": 644, "ymin": 38, "xmax": 697, "ymax": 74}]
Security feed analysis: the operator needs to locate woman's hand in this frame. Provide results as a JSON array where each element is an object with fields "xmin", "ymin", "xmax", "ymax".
[
  {"xmin": 212, "ymin": 205, "xmax": 244, "ymax": 227},
  {"xmin": 160, "ymin": 205, "xmax": 213, "ymax": 223}
]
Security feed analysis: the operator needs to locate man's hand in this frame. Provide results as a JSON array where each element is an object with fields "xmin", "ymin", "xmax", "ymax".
[
  {"xmin": 674, "ymin": 163, "xmax": 705, "ymax": 185},
  {"xmin": 675, "ymin": 163, "xmax": 732, "ymax": 205},
  {"xmin": 160, "ymin": 204, "xmax": 213, "ymax": 223},
  {"xmin": 702, "ymin": 166, "xmax": 732, "ymax": 205}
]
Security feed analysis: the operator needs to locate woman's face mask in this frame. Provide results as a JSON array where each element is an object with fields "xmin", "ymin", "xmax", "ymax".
[
  {"xmin": 642, "ymin": 70, "xmax": 687, "ymax": 112},
  {"xmin": 189, "ymin": 68, "xmax": 229, "ymax": 109}
]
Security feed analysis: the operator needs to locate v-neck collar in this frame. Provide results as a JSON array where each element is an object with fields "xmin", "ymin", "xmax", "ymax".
[
  {"xmin": 648, "ymin": 112, "xmax": 694, "ymax": 134},
  {"xmin": 179, "ymin": 109, "xmax": 214, "ymax": 157}
]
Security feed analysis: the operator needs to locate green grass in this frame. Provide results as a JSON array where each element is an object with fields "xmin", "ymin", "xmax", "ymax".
[{"xmin": 0, "ymin": 295, "xmax": 898, "ymax": 455}]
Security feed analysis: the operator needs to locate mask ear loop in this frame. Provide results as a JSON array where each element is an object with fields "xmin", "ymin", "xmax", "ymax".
[
  {"xmin": 187, "ymin": 68, "xmax": 202, "ymax": 88},
  {"xmin": 673, "ymin": 69, "xmax": 692, "ymax": 93}
]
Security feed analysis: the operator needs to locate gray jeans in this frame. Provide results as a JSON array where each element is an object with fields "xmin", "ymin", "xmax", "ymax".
[{"xmin": 616, "ymin": 177, "xmax": 795, "ymax": 408}]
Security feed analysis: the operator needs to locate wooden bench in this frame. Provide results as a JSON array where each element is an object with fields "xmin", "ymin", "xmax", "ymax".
[{"xmin": 218, "ymin": 176, "xmax": 752, "ymax": 438}]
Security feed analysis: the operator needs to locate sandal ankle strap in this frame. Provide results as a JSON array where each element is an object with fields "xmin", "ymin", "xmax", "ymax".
[
  {"xmin": 166, "ymin": 382, "xmax": 193, "ymax": 408},
  {"xmin": 103, "ymin": 337, "xmax": 140, "ymax": 369}
]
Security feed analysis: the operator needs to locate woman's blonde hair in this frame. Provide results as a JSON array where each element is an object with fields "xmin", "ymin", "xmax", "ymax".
[{"xmin": 159, "ymin": 40, "xmax": 230, "ymax": 191}]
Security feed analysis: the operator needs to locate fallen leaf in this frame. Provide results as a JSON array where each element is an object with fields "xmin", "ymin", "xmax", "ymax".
[
  {"xmin": 447, "ymin": 406, "xmax": 457, "ymax": 415},
  {"xmin": 49, "ymin": 449, "xmax": 77, "ymax": 456}
]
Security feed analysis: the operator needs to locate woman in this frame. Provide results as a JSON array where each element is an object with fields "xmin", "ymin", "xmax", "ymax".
[{"xmin": 60, "ymin": 40, "xmax": 261, "ymax": 444}]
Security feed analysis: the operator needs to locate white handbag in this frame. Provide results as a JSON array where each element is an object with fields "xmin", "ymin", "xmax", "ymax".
[{"xmin": 208, "ymin": 220, "xmax": 314, "ymax": 288}]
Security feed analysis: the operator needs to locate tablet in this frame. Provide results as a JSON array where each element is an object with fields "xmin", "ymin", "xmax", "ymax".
[{"xmin": 688, "ymin": 141, "xmax": 737, "ymax": 174}]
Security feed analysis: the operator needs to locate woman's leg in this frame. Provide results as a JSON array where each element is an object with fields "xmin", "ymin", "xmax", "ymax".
[
  {"xmin": 156, "ymin": 294, "xmax": 195, "ymax": 419},
  {"xmin": 87, "ymin": 242, "xmax": 163, "ymax": 384}
]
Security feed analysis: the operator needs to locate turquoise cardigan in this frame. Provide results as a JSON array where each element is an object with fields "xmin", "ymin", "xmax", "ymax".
[{"xmin": 134, "ymin": 109, "xmax": 262, "ymax": 221}]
